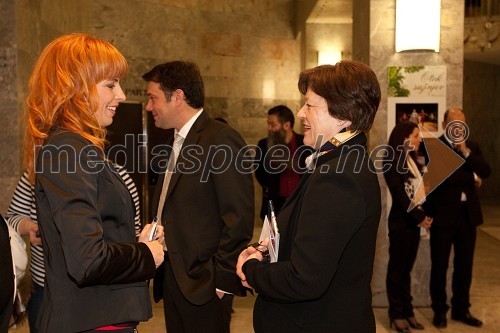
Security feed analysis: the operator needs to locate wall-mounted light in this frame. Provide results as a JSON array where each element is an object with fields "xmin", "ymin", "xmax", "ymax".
[
  {"xmin": 317, "ymin": 49, "xmax": 342, "ymax": 65},
  {"xmin": 395, "ymin": 0, "xmax": 441, "ymax": 52},
  {"xmin": 262, "ymin": 79, "xmax": 275, "ymax": 100}
]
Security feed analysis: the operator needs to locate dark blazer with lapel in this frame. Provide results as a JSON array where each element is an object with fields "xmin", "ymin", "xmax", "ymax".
[
  {"xmin": 152, "ymin": 112, "xmax": 254, "ymax": 305},
  {"xmin": 35, "ymin": 130, "xmax": 156, "ymax": 332},
  {"xmin": 243, "ymin": 133, "xmax": 381, "ymax": 333},
  {"xmin": 426, "ymin": 136, "xmax": 491, "ymax": 228},
  {"xmin": 254, "ymin": 133, "xmax": 313, "ymax": 219}
]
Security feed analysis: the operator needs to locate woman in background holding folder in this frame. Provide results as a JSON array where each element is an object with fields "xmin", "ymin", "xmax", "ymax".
[
  {"xmin": 384, "ymin": 121, "xmax": 432, "ymax": 333},
  {"xmin": 237, "ymin": 61, "xmax": 382, "ymax": 333}
]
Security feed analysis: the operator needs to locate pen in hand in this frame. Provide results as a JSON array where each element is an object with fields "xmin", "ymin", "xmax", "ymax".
[
  {"xmin": 268, "ymin": 200, "xmax": 279, "ymax": 246},
  {"xmin": 148, "ymin": 216, "xmax": 158, "ymax": 241}
]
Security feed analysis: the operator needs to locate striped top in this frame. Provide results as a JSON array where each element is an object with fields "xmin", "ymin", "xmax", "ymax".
[{"xmin": 5, "ymin": 164, "xmax": 141, "ymax": 287}]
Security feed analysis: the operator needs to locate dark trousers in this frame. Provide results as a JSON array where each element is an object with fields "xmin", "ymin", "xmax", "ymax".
[
  {"xmin": 430, "ymin": 204, "xmax": 477, "ymax": 315},
  {"xmin": 162, "ymin": 258, "xmax": 233, "ymax": 333},
  {"xmin": 28, "ymin": 282, "xmax": 44, "ymax": 333},
  {"xmin": 386, "ymin": 224, "xmax": 421, "ymax": 319},
  {"xmin": 0, "ymin": 295, "xmax": 13, "ymax": 333}
]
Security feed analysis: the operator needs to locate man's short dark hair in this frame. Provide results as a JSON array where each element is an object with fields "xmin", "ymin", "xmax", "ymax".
[
  {"xmin": 142, "ymin": 61, "xmax": 204, "ymax": 109},
  {"xmin": 268, "ymin": 105, "xmax": 295, "ymax": 128}
]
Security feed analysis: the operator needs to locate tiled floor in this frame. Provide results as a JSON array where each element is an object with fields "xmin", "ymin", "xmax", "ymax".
[{"xmin": 9, "ymin": 198, "xmax": 500, "ymax": 333}]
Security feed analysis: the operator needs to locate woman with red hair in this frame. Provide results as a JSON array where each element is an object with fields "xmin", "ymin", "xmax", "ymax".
[{"xmin": 24, "ymin": 33, "xmax": 164, "ymax": 332}]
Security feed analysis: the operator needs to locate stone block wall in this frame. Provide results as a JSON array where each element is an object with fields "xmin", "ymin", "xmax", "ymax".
[
  {"xmin": 305, "ymin": 22, "xmax": 353, "ymax": 69},
  {"xmin": 89, "ymin": 0, "xmax": 301, "ymax": 146},
  {"xmin": 0, "ymin": 0, "xmax": 19, "ymax": 214}
]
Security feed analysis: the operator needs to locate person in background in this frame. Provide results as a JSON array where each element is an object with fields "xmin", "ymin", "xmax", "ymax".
[
  {"xmin": 143, "ymin": 61, "xmax": 254, "ymax": 333},
  {"xmin": 254, "ymin": 105, "xmax": 312, "ymax": 220},
  {"xmin": 24, "ymin": 33, "xmax": 164, "ymax": 332},
  {"xmin": 4, "ymin": 214, "xmax": 30, "ymax": 330},
  {"xmin": 5, "ymin": 164, "xmax": 142, "ymax": 333},
  {"xmin": 237, "ymin": 61, "xmax": 382, "ymax": 333},
  {"xmin": 0, "ymin": 214, "xmax": 15, "ymax": 332},
  {"xmin": 427, "ymin": 108, "xmax": 491, "ymax": 329},
  {"xmin": 384, "ymin": 122, "xmax": 432, "ymax": 333}
]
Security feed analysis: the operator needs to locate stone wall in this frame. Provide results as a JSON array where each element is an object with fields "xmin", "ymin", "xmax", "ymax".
[
  {"xmin": 0, "ymin": 0, "xmax": 91, "ymax": 215},
  {"xmin": 12, "ymin": 0, "xmax": 302, "ymax": 152},
  {"xmin": 0, "ymin": 0, "xmax": 19, "ymax": 214},
  {"xmin": 89, "ymin": 0, "xmax": 301, "ymax": 146},
  {"xmin": 305, "ymin": 22, "xmax": 353, "ymax": 69}
]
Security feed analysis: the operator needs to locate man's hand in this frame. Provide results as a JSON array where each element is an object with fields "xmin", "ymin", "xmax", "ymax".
[
  {"xmin": 419, "ymin": 216, "xmax": 433, "ymax": 230},
  {"xmin": 475, "ymin": 176, "xmax": 483, "ymax": 188},
  {"xmin": 454, "ymin": 142, "xmax": 470, "ymax": 158}
]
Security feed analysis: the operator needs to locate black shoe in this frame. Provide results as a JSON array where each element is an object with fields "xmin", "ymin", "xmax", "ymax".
[
  {"xmin": 433, "ymin": 313, "xmax": 447, "ymax": 328},
  {"xmin": 407, "ymin": 317, "xmax": 424, "ymax": 330},
  {"xmin": 390, "ymin": 319, "xmax": 410, "ymax": 333},
  {"xmin": 451, "ymin": 311, "xmax": 483, "ymax": 327}
]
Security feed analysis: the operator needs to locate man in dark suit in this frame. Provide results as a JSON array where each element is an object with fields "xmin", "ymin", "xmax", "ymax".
[
  {"xmin": 254, "ymin": 105, "xmax": 312, "ymax": 220},
  {"xmin": 143, "ymin": 61, "xmax": 254, "ymax": 333},
  {"xmin": 427, "ymin": 108, "xmax": 491, "ymax": 328}
]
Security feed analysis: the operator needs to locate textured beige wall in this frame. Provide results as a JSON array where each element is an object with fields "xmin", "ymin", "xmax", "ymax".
[
  {"xmin": 12, "ymin": 0, "xmax": 300, "ymax": 154},
  {"xmin": 305, "ymin": 22, "xmax": 353, "ymax": 69},
  {"xmin": 370, "ymin": 0, "xmax": 465, "ymax": 307},
  {"xmin": 16, "ymin": 0, "xmax": 90, "ymax": 109},
  {"xmin": 0, "ymin": 0, "xmax": 90, "ymax": 215},
  {"xmin": 0, "ymin": 0, "xmax": 19, "ymax": 215},
  {"xmin": 89, "ymin": 0, "xmax": 301, "ymax": 146}
]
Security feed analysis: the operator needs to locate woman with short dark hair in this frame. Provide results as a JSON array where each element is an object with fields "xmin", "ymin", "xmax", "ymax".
[{"xmin": 237, "ymin": 61, "xmax": 382, "ymax": 333}]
